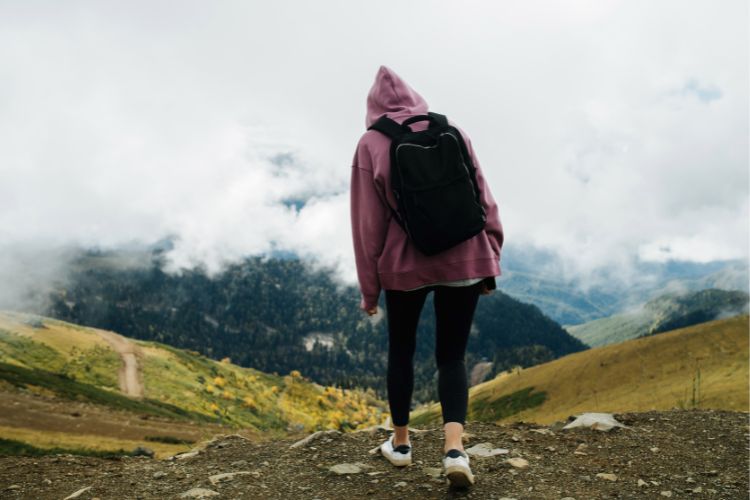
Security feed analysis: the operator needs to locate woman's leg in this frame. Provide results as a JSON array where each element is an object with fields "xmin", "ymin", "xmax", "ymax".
[
  {"xmin": 433, "ymin": 281, "xmax": 482, "ymax": 452},
  {"xmin": 384, "ymin": 287, "xmax": 430, "ymax": 445}
]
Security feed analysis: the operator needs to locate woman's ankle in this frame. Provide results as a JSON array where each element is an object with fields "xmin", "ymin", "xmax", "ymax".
[
  {"xmin": 444, "ymin": 443, "xmax": 464, "ymax": 454},
  {"xmin": 393, "ymin": 424, "xmax": 410, "ymax": 446}
]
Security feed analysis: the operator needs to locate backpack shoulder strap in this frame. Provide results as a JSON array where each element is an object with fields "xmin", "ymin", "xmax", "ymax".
[{"xmin": 367, "ymin": 115, "xmax": 405, "ymax": 139}]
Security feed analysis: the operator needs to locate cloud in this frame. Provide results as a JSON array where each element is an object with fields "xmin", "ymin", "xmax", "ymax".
[
  {"xmin": 680, "ymin": 78, "xmax": 723, "ymax": 103},
  {"xmin": 0, "ymin": 0, "xmax": 746, "ymax": 301}
]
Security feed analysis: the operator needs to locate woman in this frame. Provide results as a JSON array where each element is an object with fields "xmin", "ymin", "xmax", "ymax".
[{"xmin": 350, "ymin": 65, "xmax": 504, "ymax": 488}]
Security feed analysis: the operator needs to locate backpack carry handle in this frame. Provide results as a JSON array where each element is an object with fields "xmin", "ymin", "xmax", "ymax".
[
  {"xmin": 369, "ymin": 112, "xmax": 449, "ymax": 138},
  {"xmin": 401, "ymin": 112, "xmax": 448, "ymax": 131}
]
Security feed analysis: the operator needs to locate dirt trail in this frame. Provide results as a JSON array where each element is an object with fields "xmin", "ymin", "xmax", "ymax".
[
  {"xmin": 0, "ymin": 410, "xmax": 747, "ymax": 499},
  {"xmin": 96, "ymin": 330, "xmax": 144, "ymax": 399}
]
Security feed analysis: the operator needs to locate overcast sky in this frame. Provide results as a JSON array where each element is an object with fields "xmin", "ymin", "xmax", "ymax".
[{"xmin": 0, "ymin": 0, "xmax": 747, "ymax": 292}]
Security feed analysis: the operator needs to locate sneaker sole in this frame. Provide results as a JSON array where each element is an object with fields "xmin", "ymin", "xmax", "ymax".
[{"xmin": 445, "ymin": 465, "xmax": 475, "ymax": 487}]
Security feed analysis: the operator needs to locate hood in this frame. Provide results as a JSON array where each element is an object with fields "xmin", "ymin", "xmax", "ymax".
[{"xmin": 366, "ymin": 65, "xmax": 429, "ymax": 129}]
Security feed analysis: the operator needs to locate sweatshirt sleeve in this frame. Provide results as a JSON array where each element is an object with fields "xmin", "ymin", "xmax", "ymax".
[
  {"xmin": 462, "ymin": 132, "xmax": 504, "ymax": 261},
  {"xmin": 350, "ymin": 142, "xmax": 390, "ymax": 311}
]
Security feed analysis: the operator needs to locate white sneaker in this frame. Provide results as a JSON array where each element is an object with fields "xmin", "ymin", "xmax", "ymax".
[
  {"xmin": 380, "ymin": 434, "xmax": 412, "ymax": 467},
  {"xmin": 443, "ymin": 448, "xmax": 475, "ymax": 487}
]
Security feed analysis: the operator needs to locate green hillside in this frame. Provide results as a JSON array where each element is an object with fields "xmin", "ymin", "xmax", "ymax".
[
  {"xmin": 411, "ymin": 314, "xmax": 749, "ymax": 426},
  {"xmin": 566, "ymin": 288, "xmax": 749, "ymax": 347},
  {"xmin": 0, "ymin": 311, "xmax": 387, "ymax": 457}
]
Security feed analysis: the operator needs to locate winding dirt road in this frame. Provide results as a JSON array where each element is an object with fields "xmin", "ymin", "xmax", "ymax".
[{"xmin": 96, "ymin": 329, "xmax": 144, "ymax": 399}]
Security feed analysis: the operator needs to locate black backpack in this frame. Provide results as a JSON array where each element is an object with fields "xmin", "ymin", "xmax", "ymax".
[{"xmin": 368, "ymin": 112, "xmax": 487, "ymax": 256}]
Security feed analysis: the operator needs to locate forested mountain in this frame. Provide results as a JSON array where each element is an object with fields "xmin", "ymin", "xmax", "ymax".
[{"xmin": 45, "ymin": 249, "xmax": 585, "ymax": 406}]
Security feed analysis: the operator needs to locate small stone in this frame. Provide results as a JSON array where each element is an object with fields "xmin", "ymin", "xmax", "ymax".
[
  {"xmin": 153, "ymin": 471, "xmax": 167, "ymax": 479},
  {"xmin": 394, "ymin": 481, "xmax": 407, "ymax": 487},
  {"xmin": 596, "ymin": 473, "xmax": 618, "ymax": 482},
  {"xmin": 546, "ymin": 446, "xmax": 556, "ymax": 452},
  {"xmin": 465, "ymin": 442, "xmax": 510, "ymax": 457},
  {"xmin": 423, "ymin": 467, "xmax": 443, "ymax": 478},
  {"xmin": 530, "ymin": 428, "xmax": 555, "ymax": 436},
  {"xmin": 179, "ymin": 488, "xmax": 220, "ymax": 498},
  {"xmin": 561, "ymin": 497, "xmax": 576, "ymax": 500},
  {"xmin": 289, "ymin": 429, "xmax": 342, "ymax": 449},
  {"xmin": 208, "ymin": 471, "xmax": 253, "ymax": 485},
  {"xmin": 6, "ymin": 485, "xmax": 21, "ymax": 490},
  {"xmin": 637, "ymin": 479, "xmax": 648, "ymax": 487},
  {"xmin": 574, "ymin": 443, "xmax": 589, "ymax": 455},
  {"xmin": 650, "ymin": 447, "xmax": 659, "ymax": 452},
  {"xmin": 329, "ymin": 463, "xmax": 362, "ymax": 475},
  {"xmin": 63, "ymin": 486, "xmax": 92, "ymax": 499},
  {"xmin": 686, "ymin": 477, "xmax": 695, "ymax": 483},
  {"xmin": 660, "ymin": 491, "xmax": 673, "ymax": 497},
  {"xmin": 691, "ymin": 486, "xmax": 703, "ymax": 493},
  {"xmin": 511, "ymin": 435, "xmax": 521, "ymax": 442},
  {"xmin": 174, "ymin": 451, "xmax": 200, "ymax": 460},
  {"xmin": 506, "ymin": 457, "xmax": 529, "ymax": 469},
  {"xmin": 131, "ymin": 446, "xmax": 155, "ymax": 458}
]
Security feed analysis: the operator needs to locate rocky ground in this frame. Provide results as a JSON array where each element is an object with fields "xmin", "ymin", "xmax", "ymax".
[{"xmin": 1, "ymin": 409, "xmax": 747, "ymax": 499}]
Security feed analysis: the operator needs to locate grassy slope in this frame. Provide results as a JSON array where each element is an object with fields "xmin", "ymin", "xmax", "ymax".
[
  {"xmin": 412, "ymin": 315, "xmax": 749, "ymax": 426},
  {"xmin": 0, "ymin": 311, "xmax": 388, "ymax": 456},
  {"xmin": 565, "ymin": 309, "xmax": 652, "ymax": 347}
]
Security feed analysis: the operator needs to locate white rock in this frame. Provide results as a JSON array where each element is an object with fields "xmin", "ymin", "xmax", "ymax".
[
  {"xmin": 506, "ymin": 457, "xmax": 529, "ymax": 469},
  {"xmin": 563, "ymin": 413, "xmax": 628, "ymax": 432},
  {"xmin": 208, "ymin": 471, "xmax": 254, "ymax": 485},
  {"xmin": 637, "ymin": 479, "xmax": 648, "ymax": 487},
  {"xmin": 422, "ymin": 467, "xmax": 443, "ymax": 478},
  {"xmin": 660, "ymin": 491, "xmax": 673, "ymax": 497},
  {"xmin": 63, "ymin": 487, "xmax": 92, "ymax": 500},
  {"xmin": 179, "ymin": 488, "xmax": 220, "ymax": 498},
  {"xmin": 530, "ymin": 428, "xmax": 555, "ymax": 436},
  {"xmin": 596, "ymin": 473, "xmax": 618, "ymax": 482},
  {"xmin": 465, "ymin": 442, "xmax": 510, "ymax": 457},
  {"xmin": 329, "ymin": 463, "xmax": 362, "ymax": 474},
  {"xmin": 574, "ymin": 443, "xmax": 589, "ymax": 455},
  {"xmin": 289, "ymin": 429, "xmax": 341, "ymax": 449},
  {"xmin": 174, "ymin": 451, "xmax": 200, "ymax": 460},
  {"xmin": 394, "ymin": 481, "xmax": 407, "ymax": 487}
]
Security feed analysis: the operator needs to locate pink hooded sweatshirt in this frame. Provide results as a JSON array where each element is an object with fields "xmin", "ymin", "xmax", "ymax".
[{"xmin": 350, "ymin": 66, "xmax": 504, "ymax": 311}]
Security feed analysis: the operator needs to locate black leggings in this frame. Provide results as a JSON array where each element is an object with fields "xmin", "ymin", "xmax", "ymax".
[{"xmin": 384, "ymin": 280, "xmax": 483, "ymax": 427}]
